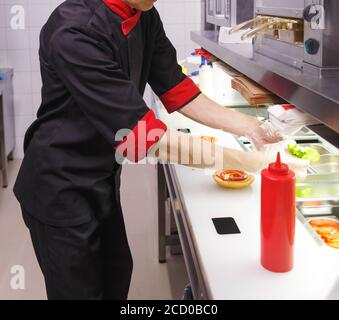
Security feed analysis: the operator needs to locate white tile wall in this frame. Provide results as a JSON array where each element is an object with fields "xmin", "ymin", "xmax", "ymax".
[
  {"xmin": 7, "ymin": 50, "xmax": 31, "ymax": 71},
  {"xmin": 0, "ymin": 50, "xmax": 8, "ymax": 65},
  {"xmin": 155, "ymin": 0, "xmax": 202, "ymax": 60},
  {"xmin": 0, "ymin": 0, "xmax": 203, "ymax": 159},
  {"xmin": 13, "ymin": 93, "xmax": 33, "ymax": 116},
  {"xmin": 0, "ymin": 6, "xmax": 6, "ymax": 28}
]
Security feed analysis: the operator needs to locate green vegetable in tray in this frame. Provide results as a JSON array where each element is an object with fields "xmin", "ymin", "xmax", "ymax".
[
  {"xmin": 287, "ymin": 144, "xmax": 320, "ymax": 162},
  {"xmin": 296, "ymin": 186, "xmax": 313, "ymax": 198}
]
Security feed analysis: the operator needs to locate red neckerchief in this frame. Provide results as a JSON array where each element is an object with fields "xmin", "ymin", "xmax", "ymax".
[{"xmin": 103, "ymin": 0, "xmax": 142, "ymax": 36}]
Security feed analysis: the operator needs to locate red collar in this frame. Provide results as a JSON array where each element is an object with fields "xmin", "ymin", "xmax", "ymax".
[{"xmin": 103, "ymin": 0, "xmax": 142, "ymax": 36}]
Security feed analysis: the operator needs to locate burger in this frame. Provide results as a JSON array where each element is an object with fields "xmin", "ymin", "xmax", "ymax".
[{"xmin": 213, "ymin": 169, "xmax": 255, "ymax": 189}]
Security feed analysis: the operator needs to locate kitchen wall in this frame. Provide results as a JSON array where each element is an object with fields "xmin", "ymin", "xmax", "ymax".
[
  {"xmin": 155, "ymin": 0, "xmax": 203, "ymax": 62},
  {"xmin": 0, "ymin": 0, "xmax": 203, "ymax": 159}
]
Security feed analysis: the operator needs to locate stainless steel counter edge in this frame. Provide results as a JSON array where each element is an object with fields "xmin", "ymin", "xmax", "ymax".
[
  {"xmin": 160, "ymin": 161, "xmax": 210, "ymax": 300},
  {"xmin": 191, "ymin": 30, "xmax": 339, "ymax": 134}
]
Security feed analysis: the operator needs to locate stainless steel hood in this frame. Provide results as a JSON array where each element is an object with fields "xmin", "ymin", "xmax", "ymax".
[{"xmin": 191, "ymin": 30, "xmax": 339, "ymax": 134}]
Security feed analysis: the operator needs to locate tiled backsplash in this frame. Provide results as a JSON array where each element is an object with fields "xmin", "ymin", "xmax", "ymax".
[{"xmin": 0, "ymin": 0, "xmax": 203, "ymax": 159}]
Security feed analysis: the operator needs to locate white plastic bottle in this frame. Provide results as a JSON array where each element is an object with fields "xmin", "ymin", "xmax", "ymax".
[{"xmin": 199, "ymin": 59, "xmax": 215, "ymax": 100}]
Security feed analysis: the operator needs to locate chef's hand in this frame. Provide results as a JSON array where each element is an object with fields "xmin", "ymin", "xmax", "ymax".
[
  {"xmin": 283, "ymin": 156, "xmax": 310, "ymax": 180},
  {"xmin": 245, "ymin": 121, "xmax": 283, "ymax": 150},
  {"xmin": 257, "ymin": 138, "xmax": 310, "ymax": 179}
]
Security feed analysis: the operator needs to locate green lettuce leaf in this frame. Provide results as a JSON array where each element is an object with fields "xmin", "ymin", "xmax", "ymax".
[{"xmin": 287, "ymin": 144, "xmax": 320, "ymax": 162}]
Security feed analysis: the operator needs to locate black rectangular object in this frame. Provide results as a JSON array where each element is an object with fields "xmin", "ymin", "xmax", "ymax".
[
  {"xmin": 177, "ymin": 128, "xmax": 191, "ymax": 134},
  {"xmin": 212, "ymin": 217, "xmax": 241, "ymax": 235}
]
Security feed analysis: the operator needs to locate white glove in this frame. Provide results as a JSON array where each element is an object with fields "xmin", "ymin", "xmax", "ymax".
[
  {"xmin": 246, "ymin": 121, "xmax": 283, "ymax": 150},
  {"xmin": 259, "ymin": 138, "xmax": 310, "ymax": 179}
]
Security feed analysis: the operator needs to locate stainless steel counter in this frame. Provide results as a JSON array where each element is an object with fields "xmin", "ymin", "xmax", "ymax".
[{"xmin": 191, "ymin": 30, "xmax": 339, "ymax": 134}]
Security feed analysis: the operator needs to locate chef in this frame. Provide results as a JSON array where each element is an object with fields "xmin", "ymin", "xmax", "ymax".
[{"xmin": 14, "ymin": 0, "xmax": 308, "ymax": 300}]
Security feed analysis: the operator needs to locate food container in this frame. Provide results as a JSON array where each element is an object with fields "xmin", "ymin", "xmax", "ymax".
[
  {"xmin": 296, "ymin": 172, "xmax": 339, "ymax": 200},
  {"xmin": 310, "ymin": 155, "xmax": 339, "ymax": 174},
  {"xmin": 296, "ymin": 182, "xmax": 339, "ymax": 199},
  {"xmin": 297, "ymin": 167, "xmax": 339, "ymax": 249},
  {"xmin": 307, "ymin": 217, "xmax": 339, "ymax": 249},
  {"xmin": 293, "ymin": 127, "xmax": 319, "ymax": 141},
  {"xmin": 316, "ymin": 155, "xmax": 339, "ymax": 164},
  {"xmin": 297, "ymin": 144, "xmax": 330, "ymax": 156},
  {"xmin": 298, "ymin": 172, "xmax": 339, "ymax": 184},
  {"xmin": 298, "ymin": 203, "xmax": 339, "ymax": 217},
  {"xmin": 311, "ymin": 164, "xmax": 339, "ymax": 174}
]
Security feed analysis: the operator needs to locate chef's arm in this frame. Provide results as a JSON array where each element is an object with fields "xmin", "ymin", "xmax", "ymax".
[
  {"xmin": 148, "ymin": 129, "xmax": 309, "ymax": 177},
  {"xmin": 147, "ymin": 10, "xmax": 279, "ymax": 148},
  {"xmin": 148, "ymin": 128, "xmax": 263, "ymax": 172},
  {"xmin": 179, "ymin": 94, "xmax": 260, "ymax": 136},
  {"xmin": 179, "ymin": 94, "xmax": 282, "ymax": 149}
]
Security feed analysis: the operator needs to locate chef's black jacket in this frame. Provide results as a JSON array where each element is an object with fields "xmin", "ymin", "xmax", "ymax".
[{"xmin": 14, "ymin": 0, "xmax": 201, "ymax": 227}]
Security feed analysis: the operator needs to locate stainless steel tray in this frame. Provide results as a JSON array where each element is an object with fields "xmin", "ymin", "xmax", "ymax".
[
  {"xmin": 298, "ymin": 144, "xmax": 331, "ymax": 155},
  {"xmin": 298, "ymin": 202, "xmax": 339, "ymax": 217},
  {"xmin": 304, "ymin": 216, "xmax": 339, "ymax": 250},
  {"xmin": 293, "ymin": 127, "xmax": 318, "ymax": 139},
  {"xmin": 296, "ymin": 173, "xmax": 339, "ymax": 201},
  {"xmin": 306, "ymin": 215, "xmax": 339, "ymax": 223},
  {"xmin": 311, "ymin": 164, "xmax": 339, "ymax": 174},
  {"xmin": 310, "ymin": 155, "xmax": 339, "ymax": 174},
  {"xmin": 298, "ymin": 172, "xmax": 339, "ymax": 184}
]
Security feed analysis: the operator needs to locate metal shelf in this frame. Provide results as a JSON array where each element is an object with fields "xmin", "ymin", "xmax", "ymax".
[{"xmin": 191, "ymin": 30, "xmax": 339, "ymax": 134}]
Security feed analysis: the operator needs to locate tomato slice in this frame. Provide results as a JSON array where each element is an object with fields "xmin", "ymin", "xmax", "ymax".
[
  {"xmin": 216, "ymin": 170, "xmax": 248, "ymax": 182},
  {"xmin": 309, "ymin": 219, "xmax": 339, "ymax": 249}
]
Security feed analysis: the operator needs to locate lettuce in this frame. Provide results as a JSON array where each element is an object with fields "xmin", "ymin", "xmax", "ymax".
[
  {"xmin": 287, "ymin": 144, "xmax": 320, "ymax": 162},
  {"xmin": 296, "ymin": 186, "xmax": 313, "ymax": 198}
]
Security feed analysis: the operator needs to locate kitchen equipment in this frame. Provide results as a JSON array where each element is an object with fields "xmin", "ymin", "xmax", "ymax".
[
  {"xmin": 261, "ymin": 153, "xmax": 296, "ymax": 273},
  {"xmin": 206, "ymin": 0, "xmax": 254, "ymax": 27},
  {"xmin": 229, "ymin": 0, "xmax": 339, "ymax": 77},
  {"xmin": 218, "ymin": 27, "xmax": 253, "ymax": 44},
  {"xmin": 0, "ymin": 69, "xmax": 15, "ymax": 188}
]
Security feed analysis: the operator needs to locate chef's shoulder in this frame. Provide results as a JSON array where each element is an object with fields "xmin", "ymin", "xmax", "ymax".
[
  {"xmin": 46, "ymin": 0, "xmax": 102, "ymax": 30},
  {"xmin": 141, "ymin": 6, "xmax": 164, "ymax": 31},
  {"xmin": 42, "ymin": 0, "xmax": 113, "ymax": 52}
]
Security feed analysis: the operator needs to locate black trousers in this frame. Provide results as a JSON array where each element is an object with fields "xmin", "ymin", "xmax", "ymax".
[{"xmin": 21, "ymin": 205, "xmax": 133, "ymax": 300}]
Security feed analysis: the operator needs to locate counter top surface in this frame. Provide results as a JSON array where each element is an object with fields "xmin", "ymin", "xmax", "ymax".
[{"xmin": 155, "ymin": 103, "xmax": 339, "ymax": 300}]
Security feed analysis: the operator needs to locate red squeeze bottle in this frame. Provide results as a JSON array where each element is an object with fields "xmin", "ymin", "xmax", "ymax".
[{"xmin": 261, "ymin": 152, "xmax": 296, "ymax": 273}]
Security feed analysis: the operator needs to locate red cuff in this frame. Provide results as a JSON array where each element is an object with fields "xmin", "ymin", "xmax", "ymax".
[
  {"xmin": 115, "ymin": 110, "xmax": 167, "ymax": 162},
  {"xmin": 160, "ymin": 77, "xmax": 201, "ymax": 113}
]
